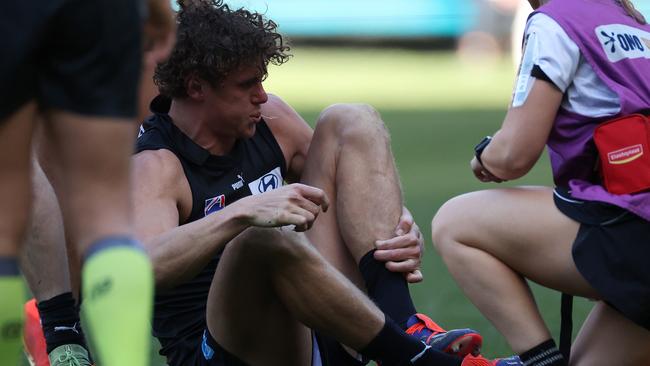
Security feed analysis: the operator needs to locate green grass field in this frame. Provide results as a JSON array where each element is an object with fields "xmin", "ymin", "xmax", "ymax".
[
  {"xmin": 23, "ymin": 47, "xmax": 594, "ymax": 365},
  {"xmin": 265, "ymin": 47, "xmax": 594, "ymax": 360},
  {"xmin": 139, "ymin": 47, "xmax": 594, "ymax": 363}
]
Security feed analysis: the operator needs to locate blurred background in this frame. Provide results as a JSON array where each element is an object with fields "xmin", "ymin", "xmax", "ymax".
[
  {"xmin": 168, "ymin": 0, "xmax": 650, "ymax": 363},
  {"xmin": 254, "ymin": 0, "xmax": 650, "ymax": 361},
  {"xmin": 26, "ymin": 1, "xmax": 650, "ymax": 364},
  {"xmin": 253, "ymin": 0, "xmax": 564, "ymax": 360}
]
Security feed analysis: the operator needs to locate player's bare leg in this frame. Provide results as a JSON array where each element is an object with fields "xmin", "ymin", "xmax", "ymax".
[
  {"xmin": 0, "ymin": 102, "xmax": 36, "ymax": 365},
  {"xmin": 207, "ymin": 227, "xmax": 383, "ymax": 366},
  {"xmin": 41, "ymin": 111, "xmax": 153, "ymax": 366},
  {"xmin": 301, "ymin": 104, "xmax": 403, "ymax": 285},
  {"xmin": 301, "ymin": 104, "xmax": 415, "ymax": 324},
  {"xmin": 206, "ymin": 227, "xmax": 461, "ymax": 366},
  {"xmin": 300, "ymin": 104, "xmax": 483, "ymax": 359}
]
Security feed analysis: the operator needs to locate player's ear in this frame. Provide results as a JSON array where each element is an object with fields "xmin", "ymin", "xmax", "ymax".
[{"xmin": 185, "ymin": 74, "xmax": 204, "ymax": 100}]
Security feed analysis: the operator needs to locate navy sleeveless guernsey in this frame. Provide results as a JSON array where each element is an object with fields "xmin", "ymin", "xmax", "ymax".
[{"xmin": 135, "ymin": 95, "xmax": 286, "ymax": 364}]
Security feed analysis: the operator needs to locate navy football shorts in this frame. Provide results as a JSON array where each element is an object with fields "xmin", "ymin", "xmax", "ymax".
[
  {"xmin": 0, "ymin": 0, "xmax": 143, "ymax": 120},
  {"xmin": 176, "ymin": 328, "xmax": 367, "ymax": 366}
]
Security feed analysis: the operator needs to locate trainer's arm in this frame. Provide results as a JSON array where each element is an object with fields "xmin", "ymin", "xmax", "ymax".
[
  {"xmin": 261, "ymin": 94, "xmax": 313, "ymax": 183},
  {"xmin": 475, "ymin": 79, "xmax": 563, "ymax": 180}
]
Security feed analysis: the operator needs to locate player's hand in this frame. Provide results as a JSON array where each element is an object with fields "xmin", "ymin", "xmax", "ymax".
[
  {"xmin": 238, "ymin": 183, "xmax": 329, "ymax": 232},
  {"xmin": 471, "ymin": 156, "xmax": 505, "ymax": 183},
  {"xmin": 374, "ymin": 206, "xmax": 424, "ymax": 283}
]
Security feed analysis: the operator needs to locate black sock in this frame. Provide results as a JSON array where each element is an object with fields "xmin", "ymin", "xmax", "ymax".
[
  {"xmin": 520, "ymin": 339, "xmax": 566, "ymax": 366},
  {"xmin": 37, "ymin": 292, "xmax": 89, "ymax": 354},
  {"xmin": 360, "ymin": 317, "xmax": 461, "ymax": 366},
  {"xmin": 359, "ymin": 250, "xmax": 417, "ymax": 329}
]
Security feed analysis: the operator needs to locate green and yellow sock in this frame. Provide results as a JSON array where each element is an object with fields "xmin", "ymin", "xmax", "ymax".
[
  {"xmin": 0, "ymin": 257, "xmax": 25, "ymax": 366},
  {"xmin": 82, "ymin": 237, "xmax": 153, "ymax": 366}
]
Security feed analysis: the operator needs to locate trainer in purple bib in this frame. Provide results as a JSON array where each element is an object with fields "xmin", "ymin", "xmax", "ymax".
[{"xmin": 536, "ymin": 0, "xmax": 650, "ymax": 220}]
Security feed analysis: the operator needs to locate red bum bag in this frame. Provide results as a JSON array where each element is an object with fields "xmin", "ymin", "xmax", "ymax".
[{"xmin": 593, "ymin": 113, "xmax": 650, "ymax": 195}]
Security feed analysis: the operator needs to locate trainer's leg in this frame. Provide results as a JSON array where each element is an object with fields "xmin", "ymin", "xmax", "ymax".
[
  {"xmin": 0, "ymin": 102, "xmax": 35, "ymax": 366},
  {"xmin": 301, "ymin": 104, "xmax": 416, "ymax": 327},
  {"xmin": 432, "ymin": 187, "xmax": 598, "ymax": 363},
  {"xmin": 42, "ymin": 111, "xmax": 153, "ymax": 366},
  {"xmin": 570, "ymin": 302, "xmax": 650, "ymax": 366},
  {"xmin": 207, "ymin": 227, "xmax": 460, "ymax": 366}
]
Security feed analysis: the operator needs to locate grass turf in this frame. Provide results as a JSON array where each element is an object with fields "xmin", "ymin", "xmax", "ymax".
[
  {"xmin": 23, "ymin": 47, "xmax": 594, "ymax": 365},
  {"xmin": 266, "ymin": 47, "xmax": 594, "ymax": 359}
]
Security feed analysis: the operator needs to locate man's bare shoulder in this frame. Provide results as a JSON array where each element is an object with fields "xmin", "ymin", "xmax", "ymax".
[
  {"xmin": 133, "ymin": 149, "xmax": 183, "ymax": 182},
  {"xmin": 132, "ymin": 149, "xmax": 191, "ymax": 211}
]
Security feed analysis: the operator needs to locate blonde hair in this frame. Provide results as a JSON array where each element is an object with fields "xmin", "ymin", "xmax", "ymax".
[{"xmin": 618, "ymin": 0, "xmax": 647, "ymax": 24}]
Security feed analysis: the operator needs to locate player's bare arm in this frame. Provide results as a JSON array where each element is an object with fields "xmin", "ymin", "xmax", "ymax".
[
  {"xmin": 132, "ymin": 148, "xmax": 330, "ymax": 290},
  {"xmin": 261, "ymin": 93, "xmax": 313, "ymax": 183},
  {"xmin": 132, "ymin": 148, "xmax": 244, "ymax": 289}
]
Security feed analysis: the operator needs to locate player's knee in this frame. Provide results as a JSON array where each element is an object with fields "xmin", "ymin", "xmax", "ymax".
[{"xmin": 316, "ymin": 103, "xmax": 388, "ymax": 146}]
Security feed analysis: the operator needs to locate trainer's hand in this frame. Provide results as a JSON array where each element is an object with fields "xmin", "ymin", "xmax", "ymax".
[
  {"xmin": 237, "ymin": 183, "xmax": 329, "ymax": 232},
  {"xmin": 374, "ymin": 206, "xmax": 424, "ymax": 283},
  {"xmin": 471, "ymin": 156, "xmax": 505, "ymax": 183}
]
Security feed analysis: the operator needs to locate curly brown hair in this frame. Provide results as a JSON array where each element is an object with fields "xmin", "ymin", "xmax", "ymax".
[{"xmin": 154, "ymin": 0, "xmax": 291, "ymax": 98}]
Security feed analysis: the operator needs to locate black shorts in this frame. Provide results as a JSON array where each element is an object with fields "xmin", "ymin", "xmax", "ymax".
[
  {"xmin": 554, "ymin": 187, "xmax": 650, "ymax": 330},
  {"xmin": 0, "ymin": 0, "xmax": 143, "ymax": 120},
  {"xmin": 176, "ymin": 329, "xmax": 367, "ymax": 366}
]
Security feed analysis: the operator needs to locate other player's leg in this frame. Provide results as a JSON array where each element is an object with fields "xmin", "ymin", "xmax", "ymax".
[
  {"xmin": 0, "ymin": 102, "xmax": 36, "ymax": 366},
  {"xmin": 42, "ymin": 111, "xmax": 153, "ymax": 366},
  {"xmin": 37, "ymin": 0, "xmax": 152, "ymax": 364},
  {"xmin": 20, "ymin": 159, "xmax": 92, "ymax": 366}
]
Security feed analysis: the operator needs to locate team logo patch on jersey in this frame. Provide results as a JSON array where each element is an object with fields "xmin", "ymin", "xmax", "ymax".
[
  {"xmin": 595, "ymin": 24, "xmax": 650, "ymax": 62},
  {"xmin": 248, "ymin": 167, "xmax": 283, "ymax": 195},
  {"xmin": 204, "ymin": 194, "xmax": 226, "ymax": 216},
  {"xmin": 607, "ymin": 144, "xmax": 644, "ymax": 164}
]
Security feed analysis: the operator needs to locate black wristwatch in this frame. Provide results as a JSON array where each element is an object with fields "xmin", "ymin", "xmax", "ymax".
[{"xmin": 474, "ymin": 136, "xmax": 492, "ymax": 165}]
